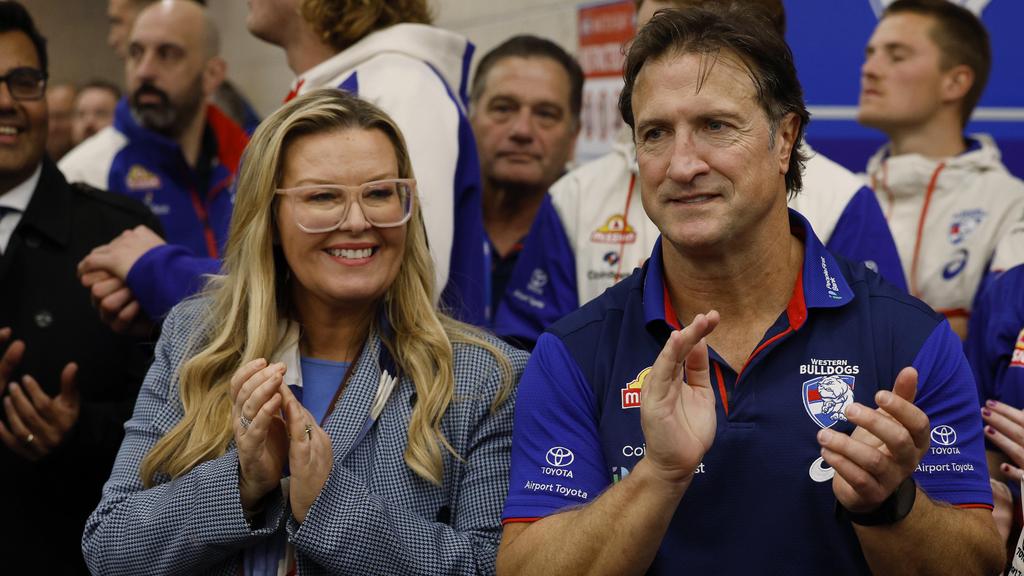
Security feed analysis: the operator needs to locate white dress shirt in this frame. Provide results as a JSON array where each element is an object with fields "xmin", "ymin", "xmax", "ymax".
[{"xmin": 0, "ymin": 163, "xmax": 41, "ymax": 253}]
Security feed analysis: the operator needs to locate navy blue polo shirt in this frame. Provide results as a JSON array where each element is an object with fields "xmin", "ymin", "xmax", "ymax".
[{"xmin": 503, "ymin": 210, "xmax": 991, "ymax": 575}]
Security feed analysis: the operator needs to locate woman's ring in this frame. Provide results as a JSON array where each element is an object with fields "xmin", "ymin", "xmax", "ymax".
[
  {"xmin": 24, "ymin": 433, "xmax": 34, "ymax": 444},
  {"xmin": 239, "ymin": 415, "xmax": 252, "ymax": 430},
  {"xmin": 304, "ymin": 424, "xmax": 312, "ymax": 440}
]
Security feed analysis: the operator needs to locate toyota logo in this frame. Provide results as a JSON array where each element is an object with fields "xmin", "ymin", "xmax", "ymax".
[
  {"xmin": 545, "ymin": 446, "xmax": 575, "ymax": 467},
  {"xmin": 930, "ymin": 425, "xmax": 957, "ymax": 447}
]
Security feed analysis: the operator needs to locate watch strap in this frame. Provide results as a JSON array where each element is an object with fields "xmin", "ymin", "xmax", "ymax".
[{"xmin": 836, "ymin": 476, "xmax": 917, "ymax": 526}]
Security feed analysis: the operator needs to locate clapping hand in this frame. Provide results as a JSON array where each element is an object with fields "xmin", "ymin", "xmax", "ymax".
[
  {"xmin": 640, "ymin": 311, "xmax": 720, "ymax": 486},
  {"xmin": 280, "ymin": 384, "xmax": 332, "ymax": 524},
  {"xmin": 0, "ymin": 328, "xmax": 80, "ymax": 461},
  {"xmin": 232, "ymin": 359, "xmax": 289, "ymax": 512},
  {"xmin": 818, "ymin": 367, "xmax": 929, "ymax": 513}
]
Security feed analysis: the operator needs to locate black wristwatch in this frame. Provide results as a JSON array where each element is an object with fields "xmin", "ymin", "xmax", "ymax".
[{"xmin": 836, "ymin": 477, "xmax": 917, "ymax": 526}]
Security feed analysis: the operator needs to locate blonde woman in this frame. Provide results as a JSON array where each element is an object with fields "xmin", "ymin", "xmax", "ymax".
[{"xmin": 82, "ymin": 89, "xmax": 526, "ymax": 575}]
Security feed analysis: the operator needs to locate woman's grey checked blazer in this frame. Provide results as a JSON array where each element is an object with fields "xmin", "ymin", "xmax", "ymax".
[{"xmin": 82, "ymin": 298, "xmax": 528, "ymax": 575}]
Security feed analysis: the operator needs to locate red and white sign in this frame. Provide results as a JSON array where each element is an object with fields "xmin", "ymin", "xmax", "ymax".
[{"xmin": 576, "ymin": 0, "xmax": 634, "ymax": 163}]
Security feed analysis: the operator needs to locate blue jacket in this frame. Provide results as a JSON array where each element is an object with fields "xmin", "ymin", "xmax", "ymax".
[
  {"xmin": 59, "ymin": 100, "xmax": 249, "ymax": 318},
  {"xmin": 967, "ymin": 264, "xmax": 1024, "ymax": 407}
]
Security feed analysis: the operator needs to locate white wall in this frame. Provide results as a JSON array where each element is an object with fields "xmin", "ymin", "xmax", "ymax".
[{"xmin": 435, "ymin": 0, "xmax": 581, "ymax": 67}]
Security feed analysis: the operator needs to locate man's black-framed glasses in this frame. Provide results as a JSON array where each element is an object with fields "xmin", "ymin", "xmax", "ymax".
[{"xmin": 0, "ymin": 67, "xmax": 47, "ymax": 101}]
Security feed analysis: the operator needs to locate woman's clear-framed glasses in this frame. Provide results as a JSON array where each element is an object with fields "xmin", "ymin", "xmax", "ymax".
[{"xmin": 275, "ymin": 178, "xmax": 416, "ymax": 233}]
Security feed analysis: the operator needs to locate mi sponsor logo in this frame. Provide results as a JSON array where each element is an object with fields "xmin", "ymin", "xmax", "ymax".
[
  {"xmin": 1011, "ymin": 328, "xmax": 1024, "ymax": 369},
  {"xmin": 125, "ymin": 164, "xmax": 161, "ymax": 190},
  {"xmin": 591, "ymin": 214, "xmax": 637, "ymax": 244},
  {"xmin": 620, "ymin": 367, "xmax": 651, "ymax": 409}
]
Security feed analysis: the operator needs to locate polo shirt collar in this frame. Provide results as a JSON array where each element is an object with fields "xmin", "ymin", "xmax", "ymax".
[{"xmin": 642, "ymin": 208, "xmax": 854, "ymax": 332}]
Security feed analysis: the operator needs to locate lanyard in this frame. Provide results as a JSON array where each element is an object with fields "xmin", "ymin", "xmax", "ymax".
[
  {"xmin": 613, "ymin": 173, "xmax": 638, "ymax": 283},
  {"xmin": 877, "ymin": 160, "xmax": 947, "ymax": 298}
]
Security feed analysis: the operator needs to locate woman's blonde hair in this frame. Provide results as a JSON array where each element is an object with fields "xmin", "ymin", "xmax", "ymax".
[
  {"xmin": 301, "ymin": 0, "xmax": 432, "ymax": 52},
  {"xmin": 140, "ymin": 89, "xmax": 511, "ymax": 487}
]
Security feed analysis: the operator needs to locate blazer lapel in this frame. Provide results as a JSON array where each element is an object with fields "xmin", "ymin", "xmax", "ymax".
[{"xmin": 323, "ymin": 333, "xmax": 382, "ymax": 463}]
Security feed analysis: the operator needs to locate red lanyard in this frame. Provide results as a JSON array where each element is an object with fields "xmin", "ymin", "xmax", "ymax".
[
  {"xmin": 877, "ymin": 161, "xmax": 947, "ymax": 298},
  {"xmin": 613, "ymin": 173, "xmax": 637, "ymax": 283}
]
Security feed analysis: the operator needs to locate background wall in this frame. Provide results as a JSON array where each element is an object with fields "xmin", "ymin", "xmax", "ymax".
[
  {"xmin": 27, "ymin": 0, "xmax": 122, "ymax": 89},
  {"xmin": 24, "ymin": 0, "xmax": 1024, "ymax": 176}
]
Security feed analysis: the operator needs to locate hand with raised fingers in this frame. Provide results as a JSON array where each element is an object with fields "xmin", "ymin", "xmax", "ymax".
[
  {"xmin": 0, "ymin": 339, "xmax": 79, "ymax": 462},
  {"xmin": 819, "ymin": 367, "xmax": 929, "ymax": 514},
  {"xmin": 640, "ymin": 311, "xmax": 720, "ymax": 487},
  {"xmin": 280, "ymin": 384, "xmax": 332, "ymax": 524},
  {"xmin": 232, "ymin": 359, "xmax": 289, "ymax": 512},
  {"xmin": 981, "ymin": 399, "xmax": 1024, "ymax": 482}
]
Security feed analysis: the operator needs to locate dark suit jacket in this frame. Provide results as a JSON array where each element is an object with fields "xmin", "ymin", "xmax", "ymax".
[{"xmin": 0, "ymin": 158, "xmax": 163, "ymax": 574}]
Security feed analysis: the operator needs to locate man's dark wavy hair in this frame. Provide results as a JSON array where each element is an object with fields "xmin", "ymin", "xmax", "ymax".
[{"xmin": 619, "ymin": 3, "xmax": 810, "ymax": 196}]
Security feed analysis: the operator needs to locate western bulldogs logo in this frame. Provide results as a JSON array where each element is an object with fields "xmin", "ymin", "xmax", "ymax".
[
  {"xmin": 869, "ymin": 0, "xmax": 991, "ymax": 18},
  {"xmin": 527, "ymin": 268, "xmax": 548, "ymax": 295},
  {"xmin": 803, "ymin": 374, "xmax": 855, "ymax": 429},
  {"xmin": 948, "ymin": 209, "xmax": 987, "ymax": 245}
]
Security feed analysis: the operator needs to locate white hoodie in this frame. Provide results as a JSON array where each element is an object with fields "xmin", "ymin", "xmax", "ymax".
[
  {"xmin": 866, "ymin": 134, "xmax": 1024, "ymax": 317},
  {"xmin": 289, "ymin": 24, "xmax": 487, "ymax": 323}
]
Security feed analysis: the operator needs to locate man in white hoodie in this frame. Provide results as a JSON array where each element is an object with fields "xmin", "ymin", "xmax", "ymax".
[
  {"xmin": 246, "ymin": 0, "xmax": 488, "ymax": 325},
  {"xmin": 859, "ymin": 0, "xmax": 1024, "ymax": 339}
]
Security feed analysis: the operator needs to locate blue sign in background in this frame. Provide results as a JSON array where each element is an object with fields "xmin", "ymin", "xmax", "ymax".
[{"xmin": 786, "ymin": 0, "xmax": 1023, "ymax": 178}]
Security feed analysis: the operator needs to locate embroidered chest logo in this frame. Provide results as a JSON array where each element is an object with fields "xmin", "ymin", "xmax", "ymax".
[
  {"xmin": 801, "ymin": 359, "xmax": 860, "ymax": 429},
  {"xmin": 527, "ymin": 268, "xmax": 548, "ymax": 295},
  {"xmin": 1012, "ymin": 328, "xmax": 1024, "ymax": 369},
  {"xmin": 948, "ymin": 209, "xmax": 987, "ymax": 245},
  {"xmin": 125, "ymin": 164, "xmax": 161, "ymax": 190},
  {"xmin": 591, "ymin": 214, "xmax": 637, "ymax": 244},
  {"xmin": 621, "ymin": 367, "xmax": 651, "ymax": 409}
]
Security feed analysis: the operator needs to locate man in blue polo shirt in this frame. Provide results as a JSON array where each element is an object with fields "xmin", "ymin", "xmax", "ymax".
[{"xmin": 496, "ymin": 5, "xmax": 1002, "ymax": 575}]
